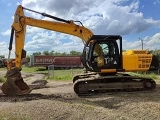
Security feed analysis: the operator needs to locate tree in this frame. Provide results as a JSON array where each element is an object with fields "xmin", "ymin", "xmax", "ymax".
[
  {"xmin": 0, "ymin": 55, "xmax": 5, "ymax": 59},
  {"xmin": 43, "ymin": 50, "xmax": 50, "ymax": 55},
  {"xmin": 31, "ymin": 50, "xmax": 82, "ymax": 56},
  {"xmin": 54, "ymin": 52, "xmax": 62, "ymax": 56},
  {"xmin": 70, "ymin": 50, "xmax": 82, "ymax": 56},
  {"xmin": 50, "ymin": 50, "xmax": 55, "ymax": 55},
  {"xmin": 149, "ymin": 49, "xmax": 160, "ymax": 61},
  {"xmin": 32, "ymin": 52, "xmax": 41, "ymax": 56}
]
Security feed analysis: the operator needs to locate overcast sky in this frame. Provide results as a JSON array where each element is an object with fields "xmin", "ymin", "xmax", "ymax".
[{"xmin": 0, "ymin": 0, "xmax": 160, "ymax": 58}]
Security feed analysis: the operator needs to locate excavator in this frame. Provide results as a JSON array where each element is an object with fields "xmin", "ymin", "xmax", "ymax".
[{"xmin": 1, "ymin": 5, "xmax": 159, "ymax": 95}]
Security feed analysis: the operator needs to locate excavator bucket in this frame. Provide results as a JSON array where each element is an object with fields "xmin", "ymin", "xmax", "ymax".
[{"xmin": 1, "ymin": 67, "xmax": 32, "ymax": 95}]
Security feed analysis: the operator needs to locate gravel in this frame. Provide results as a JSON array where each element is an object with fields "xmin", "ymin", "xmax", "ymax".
[{"xmin": 0, "ymin": 71, "xmax": 160, "ymax": 120}]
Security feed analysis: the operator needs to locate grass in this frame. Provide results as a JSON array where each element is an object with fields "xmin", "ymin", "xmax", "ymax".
[
  {"xmin": 46, "ymin": 69, "xmax": 84, "ymax": 81},
  {"xmin": 22, "ymin": 67, "xmax": 159, "ymax": 81},
  {"xmin": 0, "ymin": 66, "xmax": 84, "ymax": 82},
  {"xmin": 0, "ymin": 67, "xmax": 6, "ymax": 71},
  {"xmin": 0, "ymin": 68, "xmax": 6, "ymax": 82},
  {"xmin": 0, "ymin": 112, "xmax": 31, "ymax": 120},
  {"xmin": 22, "ymin": 66, "xmax": 84, "ymax": 81},
  {"xmin": 22, "ymin": 66, "xmax": 47, "ymax": 73},
  {"xmin": 1, "ymin": 66, "xmax": 159, "ymax": 82},
  {"xmin": 128, "ymin": 72, "xmax": 158, "ymax": 80},
  {"xmin": 0, "ymin": 76, "xmax": 6, "ymax": 82}
]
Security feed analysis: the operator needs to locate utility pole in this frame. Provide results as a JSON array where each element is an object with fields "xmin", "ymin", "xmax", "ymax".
[{"xmin": 139, "ymin": 38, "xmax": 143, "ymax": 50}]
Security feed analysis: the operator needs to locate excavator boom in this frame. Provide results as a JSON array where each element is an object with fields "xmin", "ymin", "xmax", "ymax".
[
  {"xmin": 2, "ymin": 5, "xmax": 93, "ymax": 95},
  {"xmin": 11, "ymin": 5, "xmax": 93, "ymax": 69}
]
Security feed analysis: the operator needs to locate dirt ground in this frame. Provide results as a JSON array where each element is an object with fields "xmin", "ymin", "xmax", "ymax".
[{"xmin": 0, "ymin": 71, "xmax": 160, "ymax": 120}]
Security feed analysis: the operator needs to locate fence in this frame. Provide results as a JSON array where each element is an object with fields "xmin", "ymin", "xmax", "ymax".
[{"xmin": 47, "ymin": 65, "xmax": 84, "ymax": 79}]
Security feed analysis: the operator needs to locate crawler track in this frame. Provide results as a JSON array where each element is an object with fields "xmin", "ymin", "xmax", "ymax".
[{"xmin": 73, "ymin": 73, "xmax": 156, "ymax": 96}]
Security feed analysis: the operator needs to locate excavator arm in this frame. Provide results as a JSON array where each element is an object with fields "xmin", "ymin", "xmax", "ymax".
[
  {"xmin": 9, "ymin": 5, "xmax": 93, "ymax": 70},
  {"xmin": 2, "ymin": 5, "xmax": 93, "ymax": 95}
]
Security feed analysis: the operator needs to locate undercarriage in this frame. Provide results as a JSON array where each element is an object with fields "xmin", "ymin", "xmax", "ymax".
[{"xmin": 73, "ymin": 73, "xmax": 156, "ymax": 96}]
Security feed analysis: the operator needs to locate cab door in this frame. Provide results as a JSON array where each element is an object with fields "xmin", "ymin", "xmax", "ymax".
[{"xmin": 90, "ymin": 40, "xmax": 120, "ymax": 70}]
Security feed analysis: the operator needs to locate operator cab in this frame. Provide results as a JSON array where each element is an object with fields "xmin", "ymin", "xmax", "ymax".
[{"xmin": 83, "ymin": 35, "xmax": 123, "ymax": 72}]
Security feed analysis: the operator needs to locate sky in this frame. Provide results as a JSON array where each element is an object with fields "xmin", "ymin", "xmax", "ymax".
[{"xmin": 0, "ymin": 0, "xmax": 160, "ymax": 58}]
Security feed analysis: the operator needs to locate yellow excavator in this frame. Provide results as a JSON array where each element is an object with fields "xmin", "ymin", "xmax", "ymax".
[{"xmin": 1, "ymin": 5, "xmax": 159, "ymax": 95}]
